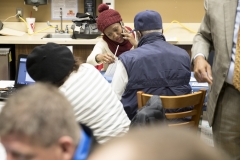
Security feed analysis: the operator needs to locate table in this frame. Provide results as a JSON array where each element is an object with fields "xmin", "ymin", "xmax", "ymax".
[{"xmin": 190, "ymin": 72, "xmax": 209, "ymax": 111}]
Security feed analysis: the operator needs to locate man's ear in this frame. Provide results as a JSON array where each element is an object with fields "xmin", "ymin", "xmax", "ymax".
[
  {"xmin": 136, "ymin": 31, "xmax": 142, "ymax": 41},
  {"xmin": 58, "ymin": 136, "xmax": 76, "ymax": 160}
]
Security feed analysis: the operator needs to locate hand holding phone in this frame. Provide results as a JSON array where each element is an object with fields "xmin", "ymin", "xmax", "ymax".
[{"xmin": 121, "ymin": 26, "xmax": 138, "ymax": 48}]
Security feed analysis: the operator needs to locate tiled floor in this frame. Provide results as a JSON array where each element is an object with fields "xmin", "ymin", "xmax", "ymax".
[
  {"xmin": 199, "ymin": 111, "xmax": 214, "ymax": 147},
  {"xmin": 199, "ymin": 120, "xmax": 214, "ymax": 147}
]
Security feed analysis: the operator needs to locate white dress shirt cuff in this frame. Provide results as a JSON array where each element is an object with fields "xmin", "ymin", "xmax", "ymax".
[{"xmin": 193, "ymin": 53, "xmax": 206, "ymax": 60}]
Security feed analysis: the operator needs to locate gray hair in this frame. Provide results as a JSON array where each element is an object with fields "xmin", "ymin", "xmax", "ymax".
[
  {"xmin": 141, "ymin": 29, "xmax": 162, "ymax": 36},
  {"xmin": 0, "ymin": 83, "xmax": 80, "ymax": 147}
]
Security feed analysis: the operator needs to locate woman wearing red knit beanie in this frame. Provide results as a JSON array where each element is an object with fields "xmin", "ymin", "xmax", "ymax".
[{"xmin": 87, "ymin": 3, "xmax": 137, "ymax": 71}]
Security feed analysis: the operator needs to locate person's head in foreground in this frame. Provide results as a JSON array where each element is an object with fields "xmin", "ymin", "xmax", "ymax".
[
  {"xmin": 133, "ymin": 10, "xmax": 163, "ymax": 42},
  {"xmin": 26, "ymin": 42, "xmax": 80, "ymax": 87},
  {"xmin": 0, "ymin": 83, "xmax": 93, "ymax": 160},
  {"xmin": 88, "ymin": 126, "xmax": 230, "ymax": 160}
]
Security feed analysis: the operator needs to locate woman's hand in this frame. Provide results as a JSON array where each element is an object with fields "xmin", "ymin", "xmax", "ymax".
[
  {"xmin": 96, "ymin": 53, "xmax": 115, "ymax": 64},
  {"xmin": 122, "ymin": 26, "xmax": 138, "ymax": 48}
]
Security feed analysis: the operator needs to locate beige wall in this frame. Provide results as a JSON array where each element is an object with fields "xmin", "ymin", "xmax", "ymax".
[
  {"xmin": 0, "ymin": 0, "xmax": 204, "ymax": 23},
  {"xmin": 116, "ymin": 0, "xmax": 204, "ymax": 23}
]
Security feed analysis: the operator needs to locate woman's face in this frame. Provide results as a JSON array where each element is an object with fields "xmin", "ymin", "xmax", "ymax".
[{"xmin": 104, "ymin": 23, "xmax": 124, "ymax": 43}]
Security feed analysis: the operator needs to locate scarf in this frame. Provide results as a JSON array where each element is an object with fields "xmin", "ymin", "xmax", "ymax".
[{"xmin": 103, "ymin": 26, "xmax": 134, "ymax": 57}]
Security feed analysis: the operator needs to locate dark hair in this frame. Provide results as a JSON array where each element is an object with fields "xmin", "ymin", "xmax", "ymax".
[{"xmin": 54, "ymin": 56, "xmax": 83, "ymax": 87}]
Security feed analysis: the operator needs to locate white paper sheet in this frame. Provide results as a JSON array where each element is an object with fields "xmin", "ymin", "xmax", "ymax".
[
  {"xmin": 0, "ymin": 81, "xmax": 14, "ymax": 88},
  {"xmin": 190, "ymin": 76, "xmax": 196, "ymax": 82},
  {"xmin": 165, "ymin": 36, "xmax": 178, "ymax": 43},
  {"xmin": 0, "ymin": 28, "xmax": 25, "ymax": 36},
  {"xmin": 191, "ymin": 82, "xmax": 208, "ymax": 87},
  {"xmin": 104, "ymin": 62, "xmax": 117, "ymax": 77},
  {"xmin": 67, "ymin": 46, "xmax": 73, "ymax": 53},
  {"xmin": 104, "ymin": 45, "xmax": 119, "ymax": 77}
]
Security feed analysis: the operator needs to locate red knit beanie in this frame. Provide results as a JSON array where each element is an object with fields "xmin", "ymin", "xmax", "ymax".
[{"xmin": 97, "ymin": 4, "xmax": 122, "ymax": 33}]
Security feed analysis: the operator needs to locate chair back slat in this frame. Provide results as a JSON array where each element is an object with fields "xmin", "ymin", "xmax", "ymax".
[
  {"xmin": 141, "ymin": 92, "xmax": 203, "ymax": 109},
  {"xmin": 168, "ymin": 121, "xmax": 195, "ymax": 127},
  {"xmin": 165, "ymin": 109, "xmax": 197, "ymax": 119},
  {"xmin": 161, "ymin": 92, "xmax": 203, "ymax": 109}
]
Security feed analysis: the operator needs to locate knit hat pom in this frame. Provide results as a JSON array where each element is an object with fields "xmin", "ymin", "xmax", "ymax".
[{"xmin": 98, "ymin": 4, "xmax": 109, "ymax": 13}]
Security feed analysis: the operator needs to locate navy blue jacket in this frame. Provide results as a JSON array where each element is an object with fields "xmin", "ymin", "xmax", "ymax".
[{"xmin": 119, "ymin": 32, "xmax": 191, "ymax": 120}]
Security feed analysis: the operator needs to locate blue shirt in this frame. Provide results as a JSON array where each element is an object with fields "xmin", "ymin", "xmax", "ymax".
[
  {"xmin": 73, "ymin": 128, "xmax": 92, "ymax": 160},
  {"xmin": 226, "ymin": 0, "xmax": 240, "ymax": 84}
]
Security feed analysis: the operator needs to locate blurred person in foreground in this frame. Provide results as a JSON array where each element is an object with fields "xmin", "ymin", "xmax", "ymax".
[
  {"xmin": 88, "ymin": 126, "xmax": 230, "ymax": 160},
  {"xmin": 0, "ymin": 83, "xmax": 96, "ymax": 160}
]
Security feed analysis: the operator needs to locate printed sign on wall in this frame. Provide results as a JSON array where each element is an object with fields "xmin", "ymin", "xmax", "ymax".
[{"xmin": 51, "ymin": 0, "xmax": 78, "ymax": 20}]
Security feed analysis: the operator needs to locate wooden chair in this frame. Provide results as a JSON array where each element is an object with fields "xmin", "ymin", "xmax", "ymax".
[{"xmin": 137, "ymin": 89, "xmax": 207, "ymax": 129}]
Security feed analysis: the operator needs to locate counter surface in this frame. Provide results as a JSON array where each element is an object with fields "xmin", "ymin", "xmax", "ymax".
[{"xmin": 0, "ymin": 22, "xmax": 200, "ymax": 45}]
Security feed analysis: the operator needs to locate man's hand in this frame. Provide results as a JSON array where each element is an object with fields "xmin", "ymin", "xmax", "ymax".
[
  {"xmin": 193, "ymin": 56, "xmax": 213, "ymax": 85},
  {"xmin": 96, "ymin": 53, "xmax": 115, "ymax": 64}
]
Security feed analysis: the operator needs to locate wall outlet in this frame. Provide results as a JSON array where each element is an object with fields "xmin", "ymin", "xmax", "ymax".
[{"xmin": 16, "ymin": 8, "xmax": 23, "ymax": 19}]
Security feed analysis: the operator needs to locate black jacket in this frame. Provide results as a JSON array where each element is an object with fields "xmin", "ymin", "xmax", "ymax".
[{"xmin": 130, "ymin": 95, "xmax": 166, "ymax": 128}]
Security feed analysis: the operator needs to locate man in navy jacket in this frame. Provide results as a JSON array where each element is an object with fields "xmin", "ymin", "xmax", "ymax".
[{"xmin": 111, "ymin": 10, "xmax": 191, "ymax": 120}]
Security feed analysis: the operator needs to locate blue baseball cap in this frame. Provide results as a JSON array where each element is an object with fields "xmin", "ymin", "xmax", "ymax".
[{"xmin": 134, "ymin": 10, "xmax": 162, "ymax": 31}]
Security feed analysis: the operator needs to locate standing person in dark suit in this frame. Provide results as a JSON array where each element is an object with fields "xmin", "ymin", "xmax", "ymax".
[{"xmin": 192, "ymin": 0, "xmax": 240, "ymax": 159}]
